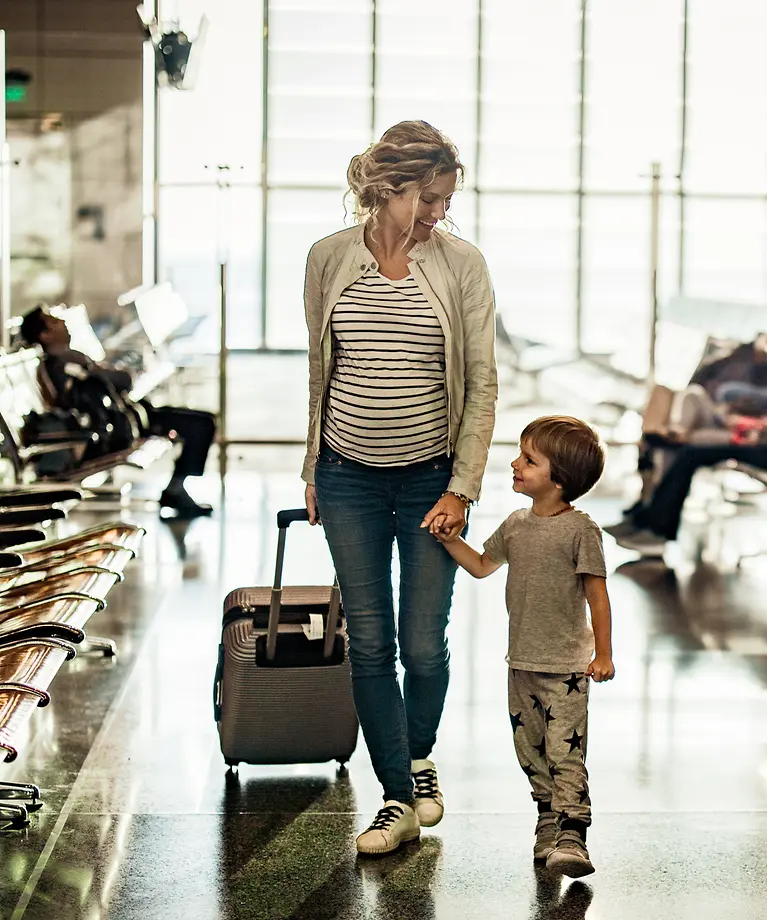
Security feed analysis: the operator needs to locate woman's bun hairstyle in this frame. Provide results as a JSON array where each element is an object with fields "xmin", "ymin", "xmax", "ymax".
[{"xmin": 346, "ymin": 120, "xmax": 464, "ymax": 226}]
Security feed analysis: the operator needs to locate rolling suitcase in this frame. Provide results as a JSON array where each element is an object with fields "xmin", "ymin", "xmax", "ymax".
[{"xmin": 213, "ymin": 508, "xmax": 359, "ymax": 768}]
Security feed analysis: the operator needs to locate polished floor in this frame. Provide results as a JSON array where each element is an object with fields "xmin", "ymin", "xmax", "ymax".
[{"xmin": 2, "ymin": 445, "xmax": 767, "ymax": 920}]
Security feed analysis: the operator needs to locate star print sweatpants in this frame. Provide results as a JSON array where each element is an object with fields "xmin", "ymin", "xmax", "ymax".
[{"xmin": 507, "ymin": 668, "xmax": 591, "ymax": 825}]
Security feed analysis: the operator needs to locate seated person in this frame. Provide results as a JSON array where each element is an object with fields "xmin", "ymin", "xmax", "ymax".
[
  {"xmin": 657, "ymin": 333, "xmax": 767, "ymax": 444},
  {"xmin": 20, "ymin": 306, "xmax": 216, "ymax": 519},
  {"xmin": 606, "ymin": 439, "xmax": 767, "ymax": 557},
  {"xmin": 605, "ymin": 334, "xmax": 767, "ymax": 552}
]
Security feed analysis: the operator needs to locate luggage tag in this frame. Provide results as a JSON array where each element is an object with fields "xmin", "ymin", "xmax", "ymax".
[{"xmin": 302, "ymin": 613, "xmax": 324, "ymax": 642}]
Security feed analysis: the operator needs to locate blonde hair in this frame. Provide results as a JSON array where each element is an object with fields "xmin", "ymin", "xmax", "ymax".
[
  {"xmin": 520, "ymin": 416, "xmax": 606, "ymax": 502},
  {"xmin": 346, "ymin": 121, "xmax": 464, "ymax": 238}
]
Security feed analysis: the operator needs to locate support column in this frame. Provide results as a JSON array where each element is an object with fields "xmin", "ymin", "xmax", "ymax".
[
  {"xmin": 0, "ymin": 32, "xmax": 10, "ymax": 349},
  {"xmin": 648, "ymin": 161, "xmax": 662, "ymax": 385}
]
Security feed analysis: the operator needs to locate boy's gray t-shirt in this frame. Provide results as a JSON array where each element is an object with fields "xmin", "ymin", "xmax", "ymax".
[{"xmin": 483, "ymin": 508, "xmax": 606, "ymax": 673}]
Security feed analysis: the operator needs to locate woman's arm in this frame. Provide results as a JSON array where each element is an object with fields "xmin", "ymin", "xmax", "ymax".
[
  {"xmin": 583, "ymin": 574, "xmax": 615, "ymax": 682},
  {"xmin": 301, "ymin": 244, "xmax": 324, "ymax": 490},
  {"xmin": 448, "ymin": 251, "xmax": 498, "ymax": 501}
]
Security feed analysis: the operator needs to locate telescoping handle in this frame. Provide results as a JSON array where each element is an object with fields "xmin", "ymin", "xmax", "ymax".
[{"xmin": 265, "ymin": 508, "xmax": 342, "ymax": 662}]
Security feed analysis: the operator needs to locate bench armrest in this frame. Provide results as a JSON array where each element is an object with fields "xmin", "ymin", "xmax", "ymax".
[
  {"xmin": 0, "ymin": 554, "xmax": 23, "ymax": 568},
  {"xmin": 0, "ymin": 530, "xmax": 46, "ymax": 549},
  {"xmin": 0, "ymin": 488, "xmax": 82, "ymax": 507},
  {"xmin": 0, "ymin": 507, "xmax": 66, "ymax": 527}
]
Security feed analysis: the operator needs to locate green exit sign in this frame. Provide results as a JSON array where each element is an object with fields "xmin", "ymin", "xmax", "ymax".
[{"xmin": 6, "ymin": 85, "xmax": 27, "ymax": 103}]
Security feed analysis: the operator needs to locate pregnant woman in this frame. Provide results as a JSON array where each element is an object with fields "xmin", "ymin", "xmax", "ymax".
[{"xmin": 302, "ymin": 120, "xmax": 497, "ymax": 854}]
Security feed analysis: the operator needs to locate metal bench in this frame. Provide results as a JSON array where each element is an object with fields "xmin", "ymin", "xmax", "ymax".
[
  {"xmin": 0, "ymin": 579, "xmax": 129, "ymax": 657},
  {"xmin": 0, "ymin": 349, "xmax": 173, "ymax": 486},
  {"xmin": 0, "ymin": 636, "xmax": 78, "ymax": 827},
  {"xmin": 11, "ymin": 521, "xmax": 145, "ymax": 564},
  {"xmin": 5, "ymin": 525, "xmax": 144, "ymax": 653},
  {"xmin": 0, "ymin": 545, "xmax": 136, "ymax": 588},
  {"xmin": 0, "ymin": 521, "xmax": 144, "ymax": 656},
  {"xmin": 0, "ymin": 493, "xmax": 145, "ymax": 828}
]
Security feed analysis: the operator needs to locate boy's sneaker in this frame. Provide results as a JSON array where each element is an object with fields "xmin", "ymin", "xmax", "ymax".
[
  {"xmin": 533, "ymin": 812, "xmax": 558, "ymax": 863},
  {"xmin": 546, "ymin": 828, "xmax": 595, "ymax": 878},
  {"xmin": 356, "ymin": 801, "xmax": 420, "ymax": 855},
  {"xmin": 411, "ymin": 759, "xmax": 444, "ymax": 827}
]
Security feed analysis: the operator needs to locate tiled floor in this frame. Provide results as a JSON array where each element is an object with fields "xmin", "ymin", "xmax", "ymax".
[{"xmin": 2, "ymin": 445, "xmax": 767, "ymax": 919}]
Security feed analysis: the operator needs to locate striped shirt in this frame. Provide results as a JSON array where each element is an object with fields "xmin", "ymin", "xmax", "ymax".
[{"xmin": 323, "ymin": 272, "xmax": 449, "ymax": 466}]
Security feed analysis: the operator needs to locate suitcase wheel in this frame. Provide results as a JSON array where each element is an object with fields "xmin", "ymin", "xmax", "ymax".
[{"xmin": 336, "ymin": 761, "xmax": 348, "ymax": 776}]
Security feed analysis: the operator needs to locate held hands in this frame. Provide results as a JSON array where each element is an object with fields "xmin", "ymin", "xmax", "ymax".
[
  {"xmin": 307, "ymin": 484, "xmax": 467, "ymax": 534},
  {"xmin": 432, "ymin": 521, "xmax": 458, "ymax": 544},
  {"xmin": 586, "ymin": 655, "xmax": 615, "ymax": 682},
  {"xmin": 420, "ymin": 493, "xmax": 467, "ymax": 542}
]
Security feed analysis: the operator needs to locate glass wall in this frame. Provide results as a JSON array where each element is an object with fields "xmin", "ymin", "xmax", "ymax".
[{"xmin": 157, "ymin": 0, "xmax": 767, "ymax": 373}]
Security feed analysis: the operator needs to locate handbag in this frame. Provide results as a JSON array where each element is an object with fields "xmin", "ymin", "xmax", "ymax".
[
  {"xmin": 20, "ymin": 408, "xmax": 91, "ymax": 474},
  {"xmin": 66, "ymin": 375, "xmax": 142, "ymax": 454}
]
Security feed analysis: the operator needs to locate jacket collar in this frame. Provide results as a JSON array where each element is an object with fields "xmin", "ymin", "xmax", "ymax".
[{"xmin": 349, "ymin": 221, "xmax": 433, "ymax": 266}]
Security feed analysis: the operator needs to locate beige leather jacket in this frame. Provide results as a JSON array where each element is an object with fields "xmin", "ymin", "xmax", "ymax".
[{"xmin": 302, "ymin": 224, "xmax": 498, "ymax": 500}]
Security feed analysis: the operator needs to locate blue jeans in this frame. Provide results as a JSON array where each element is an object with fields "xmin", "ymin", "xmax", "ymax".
[{"xmin": 315, "ymin": 443, "xmax": 460, "ymax": 803}]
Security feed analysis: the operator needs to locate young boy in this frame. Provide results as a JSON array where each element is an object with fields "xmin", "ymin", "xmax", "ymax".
[{"xmin": 430, "ymin": 415, "xmax": 614, "ymax": 877}]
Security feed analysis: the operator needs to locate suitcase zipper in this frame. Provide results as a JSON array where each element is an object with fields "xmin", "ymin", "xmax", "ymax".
[{"xmin": 222, "ymin": 603, "xmax": 256, "ymax": 628}]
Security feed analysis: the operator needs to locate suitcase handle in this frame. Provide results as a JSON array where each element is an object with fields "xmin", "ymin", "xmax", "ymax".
[
  {"xmin": 213, "ymin": 643, "xmax": 224, "ymax": 722},
  {"xmin": 266, "ymin": 509, "xmax": 341, "ymax": 662},
  {"xmin": 276, "ymin": 508, "xmax": 309, "ymax": 529}
]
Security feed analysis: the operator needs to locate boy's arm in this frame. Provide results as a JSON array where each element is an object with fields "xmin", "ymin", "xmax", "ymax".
[
  {"xmin": 583, "ymin": 574, "xmax": 615, "ymax": 682},
  {"xmin": 439, "ymin": 536, "xmax": 503, "ymax": 579}
]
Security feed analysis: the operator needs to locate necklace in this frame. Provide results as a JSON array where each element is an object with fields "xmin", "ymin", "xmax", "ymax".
[{"xmin": 546, "ymin": 505, "xmax": 573, "ymax": 518}]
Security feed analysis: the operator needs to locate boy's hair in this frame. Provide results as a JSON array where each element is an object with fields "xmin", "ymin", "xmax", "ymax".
[
  {"xmin": 520, "ymin": 416, "xmax": 605, "ymax": 502},
  {"xmin": 19, "ymin": 306, "xmax": 47, "ymax": 346}
]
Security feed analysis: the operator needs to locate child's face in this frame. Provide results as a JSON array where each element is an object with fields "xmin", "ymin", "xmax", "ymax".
[{"xmin": 511, "ymin": 440, "xmax": 562, "ymax": 500}]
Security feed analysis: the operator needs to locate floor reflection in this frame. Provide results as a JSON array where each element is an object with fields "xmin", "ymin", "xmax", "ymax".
[
  {"xmin": 219, "ymin": 773, "xmax": 362, "ymax": 920},
  {"xmin": 358, "ymin": 836, "xmax": 442, "ymax": 920},
  {"xmin": 615, "ymin": 551, "xmax": 767, "ymax": 663},
  {"xmin": 530, "ymin": 874, "xmax": 593, "ymax": 920}
]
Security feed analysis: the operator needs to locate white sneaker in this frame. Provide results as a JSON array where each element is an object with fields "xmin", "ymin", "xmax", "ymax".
[
  {"xmin": 356, "ymin": 801, "xmax": 420, "ymax": 855},
  {"xmin": 412, "ymin": 759, "xmax": 444, "ymax": 827}
]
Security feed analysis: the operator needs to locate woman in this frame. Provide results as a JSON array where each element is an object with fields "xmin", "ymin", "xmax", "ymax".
[{"xmin": 302, "ymin": 120, "xmax": 497, "ymax": 855}]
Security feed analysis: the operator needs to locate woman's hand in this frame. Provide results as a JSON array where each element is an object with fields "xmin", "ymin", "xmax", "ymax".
[
  {"xmin": 421, "ymin": 493, "xmax": 467, "ymax": 541},
  {"xmin": 305, "ymin": 484, "xmax": 321, "ymax": 525}
]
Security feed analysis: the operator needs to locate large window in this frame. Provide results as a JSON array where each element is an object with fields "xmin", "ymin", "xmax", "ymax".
[
  {"xmin": 157, "ymin": 0, "xmax": 767, "ymax": 370},
  {"xmin": 480, "ymin": 0, "xmax": 580, "ymax": 192}
]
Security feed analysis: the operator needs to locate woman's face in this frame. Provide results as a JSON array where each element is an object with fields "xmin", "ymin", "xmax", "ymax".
[{"xmin": 381, "ymin": 171, "xmax": 458, "ymax": 244}]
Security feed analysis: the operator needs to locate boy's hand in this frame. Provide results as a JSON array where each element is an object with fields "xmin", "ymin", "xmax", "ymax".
[
  {"xmin": 434, "ymin": 524, "xmax": 461, "ymax": 544},
  {"xmin": 428, "ymin": 512, "xmax": 447, "ymax": 536},
  {"xmin": 586, "ymin": 655, "xmax": 615, "ymax": 682},
  {"xmin": 426, "ymin": 514, "xmax": 460, "ymax": 543}
]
